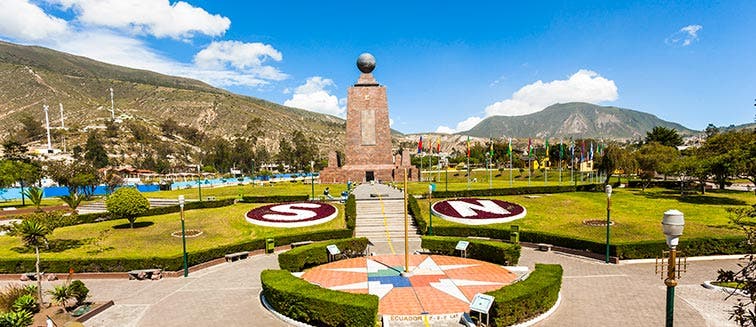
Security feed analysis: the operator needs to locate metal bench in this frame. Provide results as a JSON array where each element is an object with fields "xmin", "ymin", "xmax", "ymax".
[{"xmin": 224, "ymin": 252, "xmax": 249, "ymax": 262}]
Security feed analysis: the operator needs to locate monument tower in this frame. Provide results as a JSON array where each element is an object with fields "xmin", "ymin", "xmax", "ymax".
[{"xmin": 319, "ymin": 53, "xmax": 417, "ymax": 183}]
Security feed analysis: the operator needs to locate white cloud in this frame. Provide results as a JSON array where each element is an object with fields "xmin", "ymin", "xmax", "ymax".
[
  {"xmin": 284, "ymin": 77, "xmax": 345, "ymax": 117},
  {"xmin": 484, "ymin": 69, "xmax": 617, "ymax": 116},
  {"xmin": 50, "ymin": 0, "xmax": 230, "ymax": 39},
  {"xmin": 666, "ymin": 24, "xmax": 702, "ymax": 47},
  {"xmin": 0, "ymin": 0, "xmax": 67, "ymax": 40},
  {"xmin": 436, "ymin": 69, "xmax": 618, "ymax": 133},
  {"xmin": 435, "ymin": 116, "xmax": 483, "ymax": 134}
]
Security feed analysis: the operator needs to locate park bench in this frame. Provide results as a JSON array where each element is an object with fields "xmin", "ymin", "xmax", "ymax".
[
  {"xmin": 290, "ymin": 241, "xmax": 314, "ymax": 249},
  {"xmin": 128, "ymin": 269, "xmax": 162, "ymax": 280},
  {"xmin": 536, "ymin": 243, "xmax": 553, "ymax": 252},
  {"xmin": 224, "ymin": 252, "xmax": 249, "ymax": 262},
  {"xmin": 20, "ymin": 272, "xmax": 43, "ymax": 281}
]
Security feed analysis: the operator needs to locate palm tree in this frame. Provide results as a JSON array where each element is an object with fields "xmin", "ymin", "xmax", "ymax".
[
  {"xmin": 22, "ymin": 187, "xmax": 44, "ymax": 212},
  {"xmin": 59, "ymin": 191, "xmax": 83, "ymax": 211},
  {"xmin": 14, "ymin": 220, "xmax": 50, "ymax": 304}
]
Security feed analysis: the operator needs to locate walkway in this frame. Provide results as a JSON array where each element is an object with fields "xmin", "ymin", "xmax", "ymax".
[{"xmin": 352, "ymin": 183, "xmax": 422, "ymax": 255}]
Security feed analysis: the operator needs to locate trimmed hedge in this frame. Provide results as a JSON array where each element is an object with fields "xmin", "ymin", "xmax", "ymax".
[
  {"xmin": 76, "ymin": 198, "xmax": 235, "ymax": 224},
  {"xmin": 425, "ymin": 225, "xmax": 748, "ymax": 259},
  {"xmin": 430, "ymin": 184, "xmax": 600, "ymax": 199},
  {"xmin": 261, "ymin": 269, "xmax": 379, "ymax": 327},
  {"xmin": 0, "ymin": 229, "xmax": 353, "ymax": 273},
  {"xmin": 240, "ymin": 195, "xmax": 309, "ymax": 203},
  {"xmin": 421, "ymin": 236, "xmax": 520, "ymax": 265},
  {"xmin": 486, "ymin": 263, "xmax": 563, "ymax": 326},
  {"xmin": 278, "ymin": 237, "xmax": 369, "ymax": 272},
  {"xmin": 345, "ymin": 194, "xmax": 357, "ymax": 230},
  {"xmin": 407, "ymin": 195, "xmax": 427, "ymax": 234}
]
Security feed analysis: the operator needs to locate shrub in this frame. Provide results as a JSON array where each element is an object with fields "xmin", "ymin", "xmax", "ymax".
[
  {"xmin": 278, "ymin": 238, "xmax": 369, "ymax": 272},
  {"xmin": 261, "ymin": 269, "xmax": 378, "ymax": 327},
  {"xmin": 68, "ymin": 280, "xmax": 89, "ymax": 306},
  {"xmin": 105, "ymin": 187, "xmax": 150, "ymax": 228},
  {"xmin": 430, "ymin": 184, "xmax": 599, "ymax": 199},
  {"xmin": 0, "ymin": 310, "xmax": 33, "ymax": 327},
  {"xmin": 48, "ymin": 284, "xmax": 73, "ymax": 309},
  {"xmin": 240, "ymin": 195, "xmax": 309, "ymax": 203},
  {"xmin": 345, "ymin": 194, "xmax": 357, "ymax": 231},
  {"xmin": 407, "ymin": 195, "xmax": 426, "ymax": 234},
  {"xmin": 486, "ymin": 263, "xmax": 563, "ymax": 326},
  {"xmin": 0, "ymin": 285, "xmax": 28, "ymax": 313},
  {"xmin": 76, "ymin": 198, "xmax": 235, "ymax": 225},
  {"xmin": 421, "ymin": 236, "xmax": 520, "ymax": 265},
  {"xmin": 11, "ymin": 295, "xmax": 38, "ymax": 314}
]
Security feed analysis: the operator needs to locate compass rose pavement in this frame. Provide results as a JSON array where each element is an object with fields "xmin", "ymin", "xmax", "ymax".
[{"xmin": 298, "ymin": 254, "xmax": 518, "ymax": 315}]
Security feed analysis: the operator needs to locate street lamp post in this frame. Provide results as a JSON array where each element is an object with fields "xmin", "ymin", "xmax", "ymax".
[
  {"xmin": 605, "ymin": 184, "xmax": 612, "ymax": 263},
  {"xmin": 661, "ymin": 210, "xmax": 685, "ymax": 327},
  {"xmin": 428, "ymin": 184, "xmax": 433, "ymax": 236},
  {"xmin": 179, "ymin": 195, "xmax": 188, "ymax": 277}
]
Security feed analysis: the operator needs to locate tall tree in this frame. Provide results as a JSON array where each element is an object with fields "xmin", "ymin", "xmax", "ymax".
[
  {"xmin": 645, "ymin": 126, "xmax": 684, "ymax": 148},
  {"xmin": 0, "ymin": 160, "xmax": 41, "ymax": 206},
  {"xmin": 634, "ymin": 142, "xmax": 678, "ymax": 190},
  {"xmin": 84, "ymin": 132, "xmax": 109, "ymax": 168},
  {"xmin": 717, "ymin": 205, "xmax": 756, "ymax": 326},
  {"xmin": 46, "ymin": 161, "xmax": 99, "ymax": 197},
  {"xmin": 596, "ymin": 143, "xmax": 634, "ymax": 185},
  {"xmin": 2, "ymin": 139, "xmax": 29, "ymax": 161},
  {"xmin": 277, "ymin": 138, "xmax": 295, "ymax": 171},
  {"xmin": 18, "ymin": 114, "xmax": 45, "ymax": 142}
]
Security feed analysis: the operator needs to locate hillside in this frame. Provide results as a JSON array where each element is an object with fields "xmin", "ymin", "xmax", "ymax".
[
  {"xmin": 463, "ymin": 102, "xmax": 696, "ymax": 139},
  {"xmin": 0, "ymin": 41, "xmax": 346, "ymax": 162}
]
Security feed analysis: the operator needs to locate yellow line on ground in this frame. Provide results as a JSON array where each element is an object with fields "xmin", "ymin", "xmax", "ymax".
[
  {"xmin": 422, "ymin": 315, "xmax": 430, "ymax": 327},
  {"xmin": 373, "ymin": 184, "xmax": 395, "ymax": 255}
]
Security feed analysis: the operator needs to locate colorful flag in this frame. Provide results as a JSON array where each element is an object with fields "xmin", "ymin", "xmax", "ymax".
[
  {"xmin": 545, "ymin": 138, "xmax": 550, "ymax": 160},
  {"xmin": 436, "ymin": 138, "xmax": 441, "ymax": 153},
  {"xmin": 528, "ymin": 138, "xmax": 533, "ymax": 158},
  {"xmin": 489, "ymin": 139, "xmax": 494, "ymax": 157},
  {"xmin": 570, "ymin": 137, "xmax": 574, "ymax": 158},
  {"xmin": 466, "ymin": 136, "xmax": 470, "ymax": 158},
  {"xmin": 418, "ymin": 136, "xmax": 423, "ymax": 154},
  {"xmin": 559, "ymin": 138, "xmax": 564, "ymax": 160},
  {"xmin": 507, "ymin": 138, "xmax": 512, "ymax": 156},
  {"xmin": 589, "ymin": 142, "xmax": 594, "ymax": 161},
  {"xmin": 598, "ymin": 143, "xmax": 603, "ymax": 155}
]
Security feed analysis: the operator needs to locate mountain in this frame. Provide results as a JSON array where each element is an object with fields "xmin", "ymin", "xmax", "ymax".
[
  {"xmin": 0, "ymin": 41, "xmax": 346, "ymax": 161},
  {"xmin": 463, "ymin": 102, "xmax": 696, "ymax": 139}
]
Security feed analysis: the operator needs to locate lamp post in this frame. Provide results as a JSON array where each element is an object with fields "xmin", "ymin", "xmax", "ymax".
[
  {"xmin": 661, "ymin": 209, "xmax": 685, "ymax": 327},
  {"xmin": 605, "ymin": 184, "xmax": 612, "ymax": 263},
  {"xmin": 179, "ymin": 195, "xmax": 188, "ymax": 277},
  {"xmin": 310, "ymin": 161, "xmax": 315, "ymax": 201},
  {"xmin": 428, "ymin": 184, "xmax": 433, "ymax": 236}
]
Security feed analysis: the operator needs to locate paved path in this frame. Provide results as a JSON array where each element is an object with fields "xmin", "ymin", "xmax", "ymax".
[{"xmin": 353, "ymin": 183, "xmax": 422, "ymax": 255}]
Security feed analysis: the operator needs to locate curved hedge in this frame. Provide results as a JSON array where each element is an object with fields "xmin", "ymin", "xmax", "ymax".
[
  {"xmin": 278, "ymin": 237, "xmax": 369, "ymax": 272},
  {"xmin": 239, "ymin": 195, "xmax": 309, "ymax": 203},
  {"xmin": 261, "ymin": 269, "xmax": 378, "ymax": 327},
  {"xmin": 345, "ymin": 194, "xmax": 357, "ymax": 231},
  {"xmin": 420, "ymin": 236, "xmax": 520, "ymax": 265},
  {"xmin": 76, "ymin": 198, "xmax": 235, "ymax": 225},
  {"xmin": 486, "ymin": 263, "xmax": 563, "ymax": 326},
  {"xmin": 430, "ymin": 184, "xmax": 599, "ymax": 198},
  {"xmin": 0, "ymin": 229, "xmax": 353, "ymax": 273}
]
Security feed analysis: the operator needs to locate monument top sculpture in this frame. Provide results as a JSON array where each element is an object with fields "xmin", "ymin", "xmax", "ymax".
[{"xmin": 357, "ymin": 53, "xmax": 376, "ymax": 73}]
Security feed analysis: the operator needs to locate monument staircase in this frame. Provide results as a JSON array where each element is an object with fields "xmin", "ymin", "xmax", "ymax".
[{"xmin": 353, "ymin": 184, "xmax": 422, "ymax": 255}]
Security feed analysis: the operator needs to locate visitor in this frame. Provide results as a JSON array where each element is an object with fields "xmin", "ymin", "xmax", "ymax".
[{"xmin": 324, "ymin": 187, "xmax": 334, "ymax": 200}]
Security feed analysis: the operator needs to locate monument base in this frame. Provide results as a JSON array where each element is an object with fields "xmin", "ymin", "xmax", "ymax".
[{"xmin": 319, "ymin": 164, "xmax": 418, "ymax": 183}]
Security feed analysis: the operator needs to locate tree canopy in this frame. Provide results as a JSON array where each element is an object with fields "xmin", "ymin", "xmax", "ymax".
[{"xmin": 645, "ymin": 126, "xmax": 683, "ymax": 148}]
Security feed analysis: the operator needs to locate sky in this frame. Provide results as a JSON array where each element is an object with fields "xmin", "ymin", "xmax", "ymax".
[{"xmin": 0, "ymin": 1, "xmax": 754, "ymax": 134}]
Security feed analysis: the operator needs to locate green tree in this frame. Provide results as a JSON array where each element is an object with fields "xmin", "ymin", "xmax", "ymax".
[
  {"xmin": 634, "ymin": 142, "xmax": 678, "ymax": 190},
  {"xmin": 59, "ymin": 191, "xmax": 83, "ymax": 211},
  {"xmin": 18, "ymin": 114, "xmax": 44, "ymax": 142},
  {"xmin": 104, "ymin": 119, "xmax": 119, "ymax": 138},
  {"xmin": 84, "ymin": 131, "xmax": 109, "ymax": 168},
  {"xmin": 10, "ymin": 220, "xmax": 49, "ymax": 304},
  {"xmin": 645, "ymin": 126, "xmax": 683, "ymax": 148},
  {"xmin": 46, "ymin": 161, "xmax": 99, "ymax": 197},
  {"xmin": 292, "ymin": 130, "xmax": 319, "ymax": 171},
  {"xmin": 1, "ymin": 139, "xmax": 29, "ymax": 161},
  {"xmin": 106, "ymin": 187, "xmax": 150, "ymax": 228},
  {"xmin": 277, "ymin": 138, "xmax": 295, "ymax": 171},
  {"xmin": 717, "ymin": 204, "xmax": 756, "ymax": 326},
  {"xmin": 595, "ymin": 143, "xmax": 635, "ymax": 184},
  {"xmin": 705, "ymin": 123, "xmax": 720, "ymax": 138},
  {"xmin": 0, "ymin": 160, "xmax": 41, "ymax": 206}
]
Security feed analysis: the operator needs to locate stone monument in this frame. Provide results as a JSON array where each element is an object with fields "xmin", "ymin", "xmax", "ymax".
[{"xmin": 319, "ymin": 53, "xmax": 418, "ymax": 183}]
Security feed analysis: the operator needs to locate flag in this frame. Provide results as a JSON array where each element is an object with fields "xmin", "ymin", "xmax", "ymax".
[
  {"xmin": 466, "ymin": 136, "xmax": 470, "ymax": 158},
  {"xmin": 545, "ymin": 138, "xmax": 550, "ymax": 160},
  {"xmin": 418, "ymin": 136, "xmax": 423, "ymax": 154},
  {"xmin": 581, "ymin": 141, "xmax": 586, "ymax": 162},
  {"xmin": 528, "ymin": 138, "xmax": 532, "ymax": 158},
  {"xmin": 598, "ymin": 143, "xmax": 603, "ymax": 155},
  {"xmin": 507, "ymin": 138, "xmax": 512, "ymax": 156},
  {"xmin": 589, "ymin": 142, "xmax": 594, "ymax": 161},
  {"xmin": 570, "ymin": 137, "xmax": 574, "ymax": 158},
  {"xmin": 489, "ymin": 139, "xmax": 494, "ymax": 157},
  {"xmin": 436, "ymin": 138, "xmax": 441, "ymax": 153},
  {"xmin": 559, "ymin": 138, "xmax": 564, "ymax": 160}
]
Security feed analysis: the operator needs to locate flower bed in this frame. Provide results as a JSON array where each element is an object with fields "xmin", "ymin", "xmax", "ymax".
[
  {"xmin": 431, "ymin": 198, "xmax": 526, "ymax": 225},
  {"xmin": 245, "ymin": 202, "xmax": 338, "ymax": 228}
]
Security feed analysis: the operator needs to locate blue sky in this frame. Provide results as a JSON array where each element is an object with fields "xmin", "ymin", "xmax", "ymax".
[{"xmin": 1, "ymin": 1, "xmax": 754, "ymax": 134}]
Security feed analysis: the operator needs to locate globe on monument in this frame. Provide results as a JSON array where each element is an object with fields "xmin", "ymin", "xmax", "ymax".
[{"xmin": 357, "ymin": 53, "xmax": 376, "ymax": 73}]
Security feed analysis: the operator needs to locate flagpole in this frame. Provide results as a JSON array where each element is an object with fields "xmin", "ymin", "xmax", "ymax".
[
  {"xmin": 466, "ymin": 154, "xmax": 470, "ymax": 190},
  {"xmin": 509, "ymin": 150, "xmax": 513, "ymax": 187}
]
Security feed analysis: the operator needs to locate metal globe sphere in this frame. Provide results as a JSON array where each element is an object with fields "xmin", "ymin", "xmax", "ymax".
[{"xmin": 356, "ymin": 53, "xmax": 376, "ymax": 73}]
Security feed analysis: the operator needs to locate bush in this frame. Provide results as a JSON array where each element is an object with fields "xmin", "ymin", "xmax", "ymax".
[
  {"xmin": 0, "ymin": 285, "xmax": 29, "ymax": 313},
  {"xmin": 11, "ymin": 295, "xmax": 38, "ymax": 314},
  {"xmin": 68, "ymin": 280, "xmax": 89, "ymax": 306},
  {"xmin": 407, "ymin": 195, "xmax": 426, "ymax": 234},
  {"xmin": 278, "ymin": 238, "xmax": 369, "ymax": 272},
  {"xmin": 0, "ymin": 229, "xmax": 354, "ymax": 273},
  {"xmin": 261, "ymin": 269, "xmax": 378, "ymax": 327},
  {"xmin": 487, "ymin": 264, "xmax": 563, "ymax": 326},
  {"xmin": 106, "ymin": 187, "xmax": 150, "ymax": 228},
  {"xmin": 76, "ymin": 198, "xmax": 235, "ymax": 225},
  {"xmin": 0, "ymin": 310, "xmax": 33, "ymax": 327},
  {"xmin": 421, "ymin": 236, "xmax": 520, "ymax": 265},
  {"xmin": 240, "ymin": 195, "xmax": 309, "ymax": 203},
  {"xmin": 345, "ymin": 194, "xmax": 357, "ymax": 231}
]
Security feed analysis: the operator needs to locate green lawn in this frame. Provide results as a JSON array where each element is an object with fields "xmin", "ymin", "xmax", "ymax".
[
  {"xmin": 146, "ymin": 182, "xmax": 345, "ymax": 200},
  {"xmin": 0, "ymin": 202, "xmax": 345, "ymax": 260},
  {"xmin": 416, "ymin": 188, "xmax": 755, "ymax": 243}
]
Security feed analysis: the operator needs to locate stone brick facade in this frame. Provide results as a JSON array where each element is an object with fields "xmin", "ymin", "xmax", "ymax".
[{"xmin": 319, "ymin": 71, "xmax": 417, "ymax": 183}]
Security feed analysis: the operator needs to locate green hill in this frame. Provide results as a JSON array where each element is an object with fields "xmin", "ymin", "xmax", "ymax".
[{"xmin": 463, "ymin": 102, "xmax": 696, "ymax": 139}]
